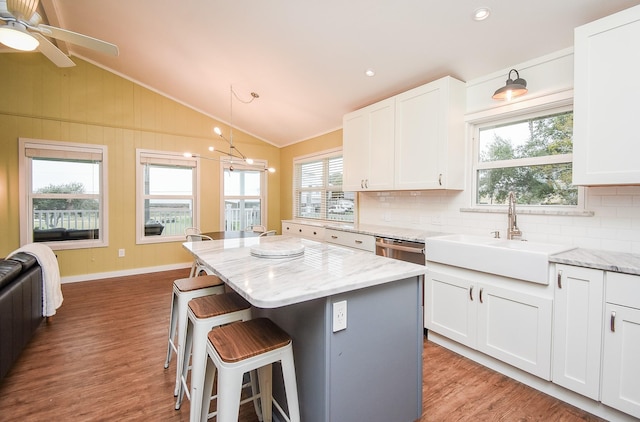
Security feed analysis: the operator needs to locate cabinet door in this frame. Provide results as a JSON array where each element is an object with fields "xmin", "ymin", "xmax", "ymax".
[
  {"xmin": 601, "ymin": 304, "xmax": 640, "ymax": 418},
  {"xmin": 394, "ymin": 76, "xmax": 465, "ymax": 190},
  {"xmin": 552, "ymin": 265, "xmax": 603, "ymax": 400},
  {"xmin": 476, "ymin": 283, "xmax": 553, "ymax": 380},
  {"xmin": 424, "ymin": 271, "xmax": 476, "ymax": 348},
  {"xmin": 573, "ymin": 5, "xmax": 640, "ymax": 185},
  {"xmin": 342, "ymin": 98, "xmax": 395, "ymax": 191}
]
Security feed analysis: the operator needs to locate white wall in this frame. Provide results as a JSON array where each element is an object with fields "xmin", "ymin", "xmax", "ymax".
[{"xmin": 358, "ymin": 48, "xmax": 640, "ymax": 254}]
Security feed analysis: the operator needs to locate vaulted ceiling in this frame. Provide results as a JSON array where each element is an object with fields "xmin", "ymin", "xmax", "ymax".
[{"xmin": 6, "ymin": 0, "xmax": 640, "ymax": 147}]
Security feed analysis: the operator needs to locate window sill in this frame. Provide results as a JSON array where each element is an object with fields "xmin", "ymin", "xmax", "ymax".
[{"xmin": 460, "ymin": 207, "xmax": 594, "ymax": 217}]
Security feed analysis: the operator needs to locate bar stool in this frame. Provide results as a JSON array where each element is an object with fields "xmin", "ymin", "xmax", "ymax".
[
  {"xmin": 164, "ymin": 274, "xmax": 225, "ymax": 395},
  {"xmin": 200, "ymin": 318, "xmax": 301, "ymax": 422},
  {"xmin": 174, "ymin": 292, "xmax": 254, "ymax": 419}
]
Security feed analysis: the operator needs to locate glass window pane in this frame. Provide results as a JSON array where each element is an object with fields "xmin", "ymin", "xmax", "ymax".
[
  {"xmin": 32, "ymin": 158, "xmax": 100, "ymax": 194},
  {"xmin": 298, "ymin": 191, "xmax": 322, "ymax": 219},
  {"xmin": 479, "ymin": 111, "xmax": 573, "ymax": 163},
  {"xmin": 300, "ymin": 161, "xmax": 324, "ymax": 188},
  {"xmin": 146, "ymin": 165, "xmax": 193, "ymax": 195},
  {"xmin": 326, "ymin": 191, "xmax": 354, "ymax": 222},
  {"xmin": 144, "ymin": 198, "xmax": 193, "ymax": 237},
  {"xmin": 476, "ymin": 163, "xmax": 577, "ymax": 206},
  {"xmin": 224, "ymin": 170, "xmax": 261, "ymax": 196},
  {"xmin": 328, "ymin": 157, "xmax": 343, "ymax": 187}
]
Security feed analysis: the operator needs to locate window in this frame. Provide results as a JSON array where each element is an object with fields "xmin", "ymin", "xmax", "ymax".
[
  {"xmin": 473, "ymin": 107, "xmax": 579, "ymax": 207},
  {"xmin": 136, "ymin": 150, "xmax": 199, "ymax": 243},
  {"xmin": 222, "ymin": 161, "xmax": 266, "ymax": 231},
  {"xmin": 293, "ymin": 149, "xmax": 354, "ymax": 223},
  {"xmin": 19, "ymin": 138, "xmax": 108, "ymax": 249}
]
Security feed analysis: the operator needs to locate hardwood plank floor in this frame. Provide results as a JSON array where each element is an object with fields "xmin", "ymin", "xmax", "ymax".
[{"xmin": 0, "ymin": 269, "xmax": 605, "ymax": 421}]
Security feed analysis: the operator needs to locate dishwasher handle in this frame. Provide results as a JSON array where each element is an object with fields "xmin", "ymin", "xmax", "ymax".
[{"xmin": 375, "ymin": 240, "xmax": 424, "ymax": 254}]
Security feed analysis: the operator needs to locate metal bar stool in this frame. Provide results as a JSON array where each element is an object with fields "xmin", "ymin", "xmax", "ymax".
[
  {"xmin": 175, "ymin": 292, "xmax": 255, "ymax": 419},
  {"xmin": 200, "ymin": 318, "xmax": 301, "ymax": 422},
  {"xmin": 164, "ymin": 274, "xmax": 225, "ymax": 395}
]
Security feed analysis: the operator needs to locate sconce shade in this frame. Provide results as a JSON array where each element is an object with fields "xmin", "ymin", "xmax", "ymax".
[{"xmin": 492, "ymin": 69, "xmax": 528, "ymax": 100}]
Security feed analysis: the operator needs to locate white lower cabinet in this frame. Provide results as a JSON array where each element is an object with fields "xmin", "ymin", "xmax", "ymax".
[
  {"xmin": 552, "ymin": 265, "xmax": 604, "ymax": 400},
  {"xmin": 601, "ymin": 272, "xmax": 640, "ymax": 418},
  {"xmin": 281, "ymin": 221, "xmax": 325, "ymax": 240},
  {"xmin": 425, "ymin": 262, "xmax": 553, "ymax": 379}
]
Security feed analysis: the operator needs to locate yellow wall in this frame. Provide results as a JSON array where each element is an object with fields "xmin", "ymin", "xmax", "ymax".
[
  {"xmin": 0, "ymin": 53, "xmax": 280, "ymax": 276},
  {"xmin": 279, "ymin": 130, "xmax": 343, "ymax": 221}
]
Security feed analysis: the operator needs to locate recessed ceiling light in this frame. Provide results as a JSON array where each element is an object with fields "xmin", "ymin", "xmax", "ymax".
[
  {"xmin": 365, "ymin": 68, "xmax": 376, "ymax": 77},
  {"xmin": 473, "ymin": 7, "xmax": 491, "ymax": 21}
]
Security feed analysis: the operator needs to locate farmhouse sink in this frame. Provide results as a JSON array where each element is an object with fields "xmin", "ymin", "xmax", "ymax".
[{"xmin": 426, "ymin": 234, "xmax": 576, "ymax": 284}]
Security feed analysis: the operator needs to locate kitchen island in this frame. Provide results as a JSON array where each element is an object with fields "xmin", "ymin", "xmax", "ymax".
[{"xmin": 183, "ymin": 235, "xmax": 425, "ymax": 422}]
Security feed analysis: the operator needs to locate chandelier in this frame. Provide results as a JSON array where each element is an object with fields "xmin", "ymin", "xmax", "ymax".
[{"xmin": 185, "ymin": 85, "xmax": 275, "ymax": 173}]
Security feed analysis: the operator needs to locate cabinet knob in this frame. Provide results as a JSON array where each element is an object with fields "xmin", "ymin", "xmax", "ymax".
[{"xmin": 557, "ymin": 270, "xmax": 563, "ymax": 289}]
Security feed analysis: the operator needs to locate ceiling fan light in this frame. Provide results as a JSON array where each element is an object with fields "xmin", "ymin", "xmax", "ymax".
[{"xmin": 0, "ymin": 22, "xmax": 39, "ymax": 51}]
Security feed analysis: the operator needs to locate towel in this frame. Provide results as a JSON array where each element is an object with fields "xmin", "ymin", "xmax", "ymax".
[{"xmin": 8, "ymin": 243, "xmax": 63, "ymax": 317}]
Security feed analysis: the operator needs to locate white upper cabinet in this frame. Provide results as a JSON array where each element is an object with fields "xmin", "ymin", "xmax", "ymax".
[
  {"xmin": 572, "ymin": 5, "xmax": 640, "ymax": 185},
  {"xmin": 394, "ymin": 76, "xmax": 466, "ymax": 190},
  {"xmin": 343, "ymin": 76, "xmax": 466, "ymax": 191},
  {"xmin": 343, "ymin": 98, "xmax": 395, "ymax": 191}
]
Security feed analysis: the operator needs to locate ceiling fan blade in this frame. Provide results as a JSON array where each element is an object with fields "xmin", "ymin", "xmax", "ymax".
[
  {"xmin": 32, "ymin": 31, "xmax": 74, "ymax": 67},
  {"xmin": 38, "ymin": 23, "xmax": 118, "ymax": 56}
]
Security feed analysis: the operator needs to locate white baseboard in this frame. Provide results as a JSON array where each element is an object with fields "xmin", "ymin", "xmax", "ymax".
[{"xmin": 61, "ymin": 262, "xmax": 192, "ymax": 284}]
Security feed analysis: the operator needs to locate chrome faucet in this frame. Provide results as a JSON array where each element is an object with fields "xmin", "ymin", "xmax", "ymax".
[{"xmin": 507, "ymin": 191, "xmax": 522, "ymax": 240}]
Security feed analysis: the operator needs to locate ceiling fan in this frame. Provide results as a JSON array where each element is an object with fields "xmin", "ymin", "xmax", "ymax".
[{"xmin": 0, "ymin": 0, "xmax": 118, "ymax": 67}]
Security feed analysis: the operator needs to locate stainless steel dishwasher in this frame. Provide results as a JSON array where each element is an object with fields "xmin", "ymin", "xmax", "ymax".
[{"xmin": 375, "ymin": 237, "xmax": 425, "ymax": 265}]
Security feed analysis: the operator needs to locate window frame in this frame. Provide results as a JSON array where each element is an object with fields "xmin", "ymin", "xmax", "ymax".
[
  {"xmin": 136, "ymin": 149, "xmax": 200, "ymax": 244},
  {"xmin": 292, "ymin": 147, "xmax": 355, "ymax": 223},
  {"xmin": 18, "ymin": 138, "xmax": 109, "ymax": 250},
  {"xmin": 220, "ymin": 159, "xmax": 268, "ymax": 231},
  {"xmin": 468, "ymin": 98, "xmax": 585, "ymax": 212}
]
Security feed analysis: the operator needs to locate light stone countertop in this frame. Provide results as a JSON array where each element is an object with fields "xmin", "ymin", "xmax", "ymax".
[
  {"xmin": 183, "ymin": 235, "xmax": 426, "ymax": 308},
  {"xmin": 550, "ymin": 248, "xmax": 640, "ymax": 276},
  {"xmin": 282, "ymin": 220, "xmax": 448, "ymax": 243}
]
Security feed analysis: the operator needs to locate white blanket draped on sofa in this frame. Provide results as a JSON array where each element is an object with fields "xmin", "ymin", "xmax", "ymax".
[{"xmin": 8, "ymin": 243, "xmax": 63, "ymax": 317}]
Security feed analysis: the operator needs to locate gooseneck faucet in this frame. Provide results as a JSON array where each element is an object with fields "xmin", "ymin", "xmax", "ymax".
[{"xmin": 507, "ymin": 191, "xmax": 523, "ymax": 240}]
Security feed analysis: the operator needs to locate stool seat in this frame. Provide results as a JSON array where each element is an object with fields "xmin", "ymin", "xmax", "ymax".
[
  {"xmin": 174, "ymin": 274, "xmax": 223, "ymax": 292},
  {"xmin": 190, "ymin": 293, "xmax": 250, "ymax": 319},
  {"xmin": 209, "ymin": 318, "xmax": 291, "ymax": 363}
]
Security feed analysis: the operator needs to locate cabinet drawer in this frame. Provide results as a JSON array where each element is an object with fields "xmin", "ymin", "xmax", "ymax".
[
  {"xmin": 281, "ymin": 222, "xmax": 325, "ymax": 240},
  {"xmin": 325, "ymin": 229, "xmax": 375, "ymax": 252},
  {"xmin": 606, "ymin": 272, "xmax": 640, "ymax": 308}
]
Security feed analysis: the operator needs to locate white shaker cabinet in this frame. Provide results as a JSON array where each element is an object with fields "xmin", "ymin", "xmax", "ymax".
[
  {"xmin": 394, "ymin": 76, "xmax": 466, "ymax": 190},
  {"xmin": 425, "ymin": 262, "xmax": 553, "ymax": 379},
  {"xmin": 342, "ymin": 98, "xmax": 395, "ymax": 191},
  {"xmin": 601, "ymin": 272, "xmax": 640, "ymax": 418},
  {"xmin": 343, "ymin": 76, "xmax": 465, "ymax": 191},
  {"xmin": 552, "ymin": 265, "xmax": 604, "ymax": 400},
  {"xmin": 572, "ymin": 5, "xmax": 640, "ymax": 185}
]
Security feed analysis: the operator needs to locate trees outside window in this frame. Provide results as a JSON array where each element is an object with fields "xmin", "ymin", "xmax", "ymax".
[{"xmin": 475, "ymin": 109, "xmax": 577, "ymax": 206}]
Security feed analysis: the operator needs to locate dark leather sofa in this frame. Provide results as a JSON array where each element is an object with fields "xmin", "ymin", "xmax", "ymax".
[{"xmin": 0, "ymin": 253, "xmax": 43, "ymax": 382}]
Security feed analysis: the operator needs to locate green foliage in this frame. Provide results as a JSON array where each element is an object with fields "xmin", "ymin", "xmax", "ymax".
[
  {"xmin": 34, "ymin": 182, "xmax": 99, "ymax": 228},
  {"xmin": 478, "ymin": 112, "xmax": 577, "ymax": 206}
]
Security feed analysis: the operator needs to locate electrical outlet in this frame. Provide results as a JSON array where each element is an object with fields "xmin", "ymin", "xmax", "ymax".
[
  {"xmin": 333, "ymin": 300, "xmax": 347, "ymax": 332},
  {"xmin": 118, "ymin": 248, "xmax": 125, "ymax": 258}
]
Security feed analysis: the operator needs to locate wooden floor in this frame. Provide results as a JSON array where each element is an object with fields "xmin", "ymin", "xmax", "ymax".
[{"xmin": 0, "ymin": 269, "xmax": 605, "ymax": 421}]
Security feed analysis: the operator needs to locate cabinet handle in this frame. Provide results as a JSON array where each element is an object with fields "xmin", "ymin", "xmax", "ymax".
[
  {"xmin": 331, "ymin": 235, "xmax": 338, "ymax": 239},
  {"xmin": 438, "ymin": 174, "xmax": 442, "ymax": 186},
  {"xmin": 355, "ymin": 240, "xmax": 363, "ymax": 244},
  {"xmin": 469, "ymin": 285, "xmax": 474, "ymax": 301},
  {"xmin": 361, "ymin": 180, "xmax": 364, "ymax": 189},
  {"xmin": 365, "ymin": 179, "xmax": 369, "ymax": 189},
  {"xmin": 479, "ymin": 288, "xmax": 484, "ymax": 304},
  {"xmin": 610, "ymin": 311, "xmax": 616, "ymax": 332},
  {"xmin": 557, "ymin": 270, "xmax": 563, "ymax": 289}
]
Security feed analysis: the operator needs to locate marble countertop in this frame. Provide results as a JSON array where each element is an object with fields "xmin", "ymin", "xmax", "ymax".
[
  {"xmin": 183, "ymin": 235, "xmax": 425, "ymax": 308},
  {"xmin": 550, "ymin": 248, "xmax": 640, "ymax": 276},
  {"xmin": 282, "ymin": 220, "xmax": 448, "ymax": 243}
]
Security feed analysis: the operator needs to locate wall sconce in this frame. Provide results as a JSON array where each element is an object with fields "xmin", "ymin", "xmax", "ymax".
[{"xmin": 492, "ymin": 69, "xmax": 528, "ymax": 101}]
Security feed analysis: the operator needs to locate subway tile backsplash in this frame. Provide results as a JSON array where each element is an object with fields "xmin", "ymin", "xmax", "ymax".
[{"xmin": 358, "ymin": 186, "xmax": 640, "ymax": 254}]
